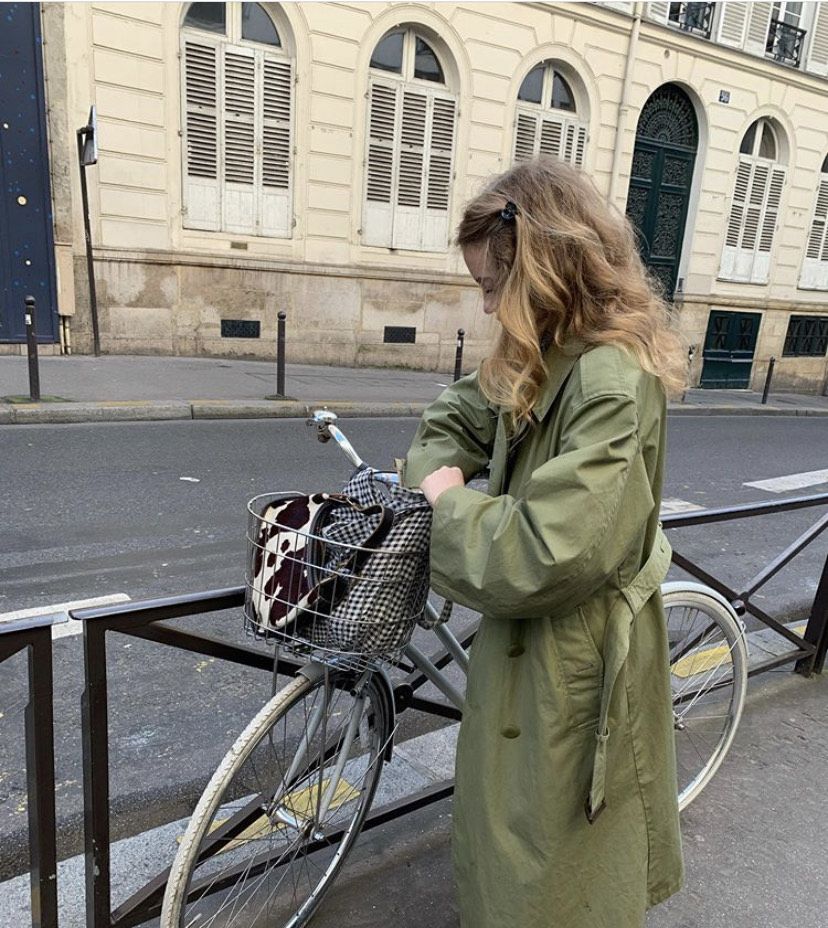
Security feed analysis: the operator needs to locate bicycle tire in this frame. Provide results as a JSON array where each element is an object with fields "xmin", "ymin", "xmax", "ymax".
[
  {"xmin": 662, "ymin": 584, "xmax": 748, "ymax": 811},
  {"xmin": 160, "ymin": 665, "xmax": 391, "ymax": 928}
]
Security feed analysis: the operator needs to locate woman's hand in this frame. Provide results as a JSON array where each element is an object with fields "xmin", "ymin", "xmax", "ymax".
[{"xmin": 420, "ymin": 466, "xmax": 465, "ymax": 507}]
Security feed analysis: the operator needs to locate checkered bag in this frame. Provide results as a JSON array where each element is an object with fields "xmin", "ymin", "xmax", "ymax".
[{"xmin": 245, "ymin": 466, "xmax": 451, "ymax": 658}]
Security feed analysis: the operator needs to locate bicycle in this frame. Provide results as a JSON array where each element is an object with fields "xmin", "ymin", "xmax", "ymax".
[{"xmin": 160, "ymin": 409, "xmax": 749, "ymax": 928}]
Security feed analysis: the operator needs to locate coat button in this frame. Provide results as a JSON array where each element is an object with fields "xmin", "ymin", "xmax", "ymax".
[
  {"xmin": 507, "ymin": 643, "xmax": 525, "ymax": 657},
  {"xmin": 501, "ymin": 725, "xmax": 521, "ymax": 739}
]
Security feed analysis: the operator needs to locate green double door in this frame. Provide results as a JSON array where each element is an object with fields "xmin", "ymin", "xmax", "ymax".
[{"xmin": 700, "ymin": 311, "xmax": 762, "ymax": 389}]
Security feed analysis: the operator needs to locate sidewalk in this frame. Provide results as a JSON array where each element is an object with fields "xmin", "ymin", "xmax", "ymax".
[{"xmin": 1, "ymin": 353, "xmax": 827, "ymax": 424}]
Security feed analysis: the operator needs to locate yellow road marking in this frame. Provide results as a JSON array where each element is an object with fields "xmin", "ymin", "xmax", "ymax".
[
  {"xmin": 178, "ymin": 777, "xmax": 357, "ymax": 850},
  {"xmin": 672, "ymin": 623, "xmax": 806, "ymax": 678}
]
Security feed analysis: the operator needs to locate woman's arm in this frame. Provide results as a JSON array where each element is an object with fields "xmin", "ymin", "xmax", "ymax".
[
  {"xmin": 425, "ymin": 391, "xmax": 655, "ymax": 619},
  {"xmin": 403, "ymin": 370, "xmax": 498, "ymax": 488}
]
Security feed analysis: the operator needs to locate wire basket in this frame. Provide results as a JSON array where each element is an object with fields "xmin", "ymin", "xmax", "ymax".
[{"xmin": 244, "ymin": 490, "xmax": 431, "ymax": 671}]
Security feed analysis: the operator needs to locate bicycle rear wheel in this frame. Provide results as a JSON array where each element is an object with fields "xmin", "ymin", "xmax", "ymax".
[
  {"xmin": 663, "ymin": 584, "xmax": 748, "ymax": 810},
  {"xmin": 161, "ymin": 665, "xmax": 391, "ymax": 928}
]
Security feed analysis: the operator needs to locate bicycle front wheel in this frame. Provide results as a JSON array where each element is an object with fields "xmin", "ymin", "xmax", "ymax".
[
  {"xmin": 161, "ymin": 665, "xmax": 392, "ymax": 928},
  {"xmin": 663, "ymin": 584, "xmax": 748, "ymax": 811}
]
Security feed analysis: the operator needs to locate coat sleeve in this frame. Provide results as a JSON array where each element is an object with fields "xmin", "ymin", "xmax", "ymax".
[
  {"xmin": 403, "ymin": 370, "xmax": 498, "ymax": 488},
  {"xmin": 427, "ymin": 391, "xmax": 653, "ymax": 619}
]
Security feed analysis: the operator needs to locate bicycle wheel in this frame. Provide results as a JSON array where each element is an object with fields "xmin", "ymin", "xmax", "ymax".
[
  {"xmin": 662, "ymin": 584, "xmax": 748, "ymax": 811},
  {"xmin": 160, "ymin": 664, "xmax": 392, "ymax": 928}
]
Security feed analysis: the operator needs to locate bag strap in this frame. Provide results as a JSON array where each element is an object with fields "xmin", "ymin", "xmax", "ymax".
[{"xmin": 585, "ymin": 526, "xmax": 673, "ymax": 823}]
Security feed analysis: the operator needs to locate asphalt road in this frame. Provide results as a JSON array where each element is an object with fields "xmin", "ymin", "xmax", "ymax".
[{"xmin": 0, "ymin": 415, "xmax": 826, "ymax": 878}]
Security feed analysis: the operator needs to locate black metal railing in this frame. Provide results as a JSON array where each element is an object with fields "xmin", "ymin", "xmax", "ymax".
[
  {"xmin": 0, "ymin": 614, "xmax": 59, "ymax": 928},
  {"xmin": 766, "ymin": 18, "xmax": 807, "ymax": 67},
  {"xmin": 668, "ymin": 2, "xmax": 714, "ymax": 38},
  {"xmin": 662, "ymin": 492, "xmax": 828, "ymax": 676},
  {"xmin": 2, "ymin": 491, "xmax": 826, "ymax": 926}
]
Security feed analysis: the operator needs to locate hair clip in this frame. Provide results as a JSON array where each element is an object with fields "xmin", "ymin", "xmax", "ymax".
[{"xmin": 500, "ymin": 200, "xmax": 518, "ymax": 222}]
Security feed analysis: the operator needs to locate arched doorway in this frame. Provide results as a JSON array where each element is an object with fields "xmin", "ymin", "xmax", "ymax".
[{"xmin": 625, "ymin": 83, "xmax": 698, "ymax": 301}]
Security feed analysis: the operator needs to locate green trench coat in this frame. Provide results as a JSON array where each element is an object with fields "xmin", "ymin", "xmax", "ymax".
[{"xmin": 403, "ymin": 342, "xmax": 684, "ymax": 928}]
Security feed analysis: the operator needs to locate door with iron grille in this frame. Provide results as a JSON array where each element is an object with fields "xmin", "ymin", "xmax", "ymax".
[
  {"xmin": 625, "ymin": 83, "xmax": 698, "ymax": 302},
  {"xmin": 700, "ymin": 310, "xmax": 762, "ymax": 388}
]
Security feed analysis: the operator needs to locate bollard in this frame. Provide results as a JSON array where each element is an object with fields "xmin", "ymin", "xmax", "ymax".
[
  {"xmin": 25, "ymin": 296, "xmax": 41, "ymax": 402},
  {"xmin": 276, "ymin": 311, "xmax": 286, "ymax": 398},
  {"xmin": 453, "ymin": 328, "xmax": 465, "ymax": 382},
  {"xmin": 761, "ymin": 356, "xmax": 776, "ymax": 405}
]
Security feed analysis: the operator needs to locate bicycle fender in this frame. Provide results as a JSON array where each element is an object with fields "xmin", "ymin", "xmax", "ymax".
[{"xmin": 660, "ymin": 581, "xmax": 745, "ymax": 631}]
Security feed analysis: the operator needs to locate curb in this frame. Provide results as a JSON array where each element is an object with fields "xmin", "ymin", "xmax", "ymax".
[{"xmin": 1, "ymin": 399, "xmax": 827, "ymax": 425}]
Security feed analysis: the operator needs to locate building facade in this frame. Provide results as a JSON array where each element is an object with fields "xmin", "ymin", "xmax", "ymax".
[{"xmin": 4, "ymin": 1, "xmax": 828, "ymax": 391}]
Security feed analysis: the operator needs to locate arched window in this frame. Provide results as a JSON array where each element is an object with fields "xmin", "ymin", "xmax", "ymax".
[
  {"xmin": 799, "ymin": 153, "xmax": 828, "ymax": 289},
  {"xmin": 181, "ymin": 2, "xmax": 293, "ymax": 237},
  {"xmin": 362, "ymin": 27, "xmax": 458, "ymax": 252},
  {"xmin": 720, "ymin": 118, "xmax": 787, "ymax": 283},
  {"xmin": 513, "ymin": 61, "xmax": 587, "ymax": 167}
]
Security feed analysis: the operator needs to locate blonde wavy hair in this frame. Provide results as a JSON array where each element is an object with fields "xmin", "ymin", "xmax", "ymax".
[{"xmin": 457, "ymin": 155, "xmax": 688, "ymax": 430}]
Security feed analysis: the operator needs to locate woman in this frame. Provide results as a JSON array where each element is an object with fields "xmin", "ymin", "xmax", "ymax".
[{"xmin": 402, "ymin": 155, "xmax": 686, "ymax": 927}]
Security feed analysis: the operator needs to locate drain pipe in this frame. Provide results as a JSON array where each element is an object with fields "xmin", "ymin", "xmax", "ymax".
[{"xmin": 608, "ymin": 2, "xmax": 644, "ymax": 207}]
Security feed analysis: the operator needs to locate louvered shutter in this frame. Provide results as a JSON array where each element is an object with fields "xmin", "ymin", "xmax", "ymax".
[
  {"xmin": 513, "ymin": 108, "xmax": 588, "ymax": 168},
  {"xmin": 183, "ymin": 38, "xmax": 221, "ymax": 230},
  {"xmin": 260, "ymin": 55, "xmax": 292, "ymax": 237},
  {"xmin": 514, "ymin": 112, "xmax": 538, "ymax": 162},
  {"xmin": 753, "ymin": 166, "xmax": 785, "ymax": 283},
  {"xmin": 715, "ymin": 1, "xmax": 749, "ymax": 48},
  {"xmin": 799, "ymin": 177, "xmax": 828, "ymax": 289},
  {"xmin": 363, "ymin": 80, "xmax": 398, "ymax": 247},
  {"xmin": 744, "ymin": 2, "xmax": 773, "ymax": 55},
  {"xmin": 646, "ymin": 2, "xmax": 670, "ymax": 24},
  {"xmin": 223, "ymin": 46, "xmax": 256, "ymax": 234},
  {"xmin": 393, "ymin": 89, "xmax": 428, "ymax": 250},
  {"xmin": 806, "ymin": 2, "xmax": 828, "ymax": 76},
  {"xmin": 423, "ymin": 95, "xmax": 456, "ymax": 251},
  {"xmin": 720, "ymin": 160, "xmax": 785, "ymax": 282}
]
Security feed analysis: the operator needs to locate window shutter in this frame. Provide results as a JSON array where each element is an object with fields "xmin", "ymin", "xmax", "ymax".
[
  {"xmin": 514, "ymin": 107, "xmax": 588, "ymax": 168},
  {"xmin": 799, "ymin": 177, "xmax": 828, "ymax": 289},
  {"xmin": 646, "ymin": 2, "xmax": 670, "ymax": 25},
  {"xmin": 423, "ymin": 95, "xmax": 456, "ymax": 251},
  {"xmin": 715, "ymin": 1, "xmax": 749, "ymax": 48},
  {"xmin": 363, "ymin": 80, "xmax": 398, "ymax": 247},
  {"xmin": 806, "ymin": 2, "xmax": 828, "ymax": 76},
  {"xmin": 260, "ymin": 55, "xmax": 292, "ymax": 237},
  {"xmin": 393, "ymin": 89, "xmax": 428, "ymax": 250},
  {"xmin": 744, "ymin": 1, "xmax": 773, "ymax": 56},
  {"xmin": 183, "ymin": 38, "xmax": 221, "ymax": 230},
  {"xmin": 720, "ymin": 160, "xmax": 785, "ymax": 283},
  {"xmin": 222, "ymin": 46, "xmax": 257, "ymax": 234},
  {"xmin": 753, "ymin": 166, "xmax": 785, "ymax": 283},
  {"xmin": 514, "ymin": 112, "xmax": 538, "ymax": 162}
]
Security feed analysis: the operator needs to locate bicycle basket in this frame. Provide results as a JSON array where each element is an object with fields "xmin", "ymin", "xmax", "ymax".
[{"xmin": 244, "ymin": 467, "xmax": 438, "ymax": 664}]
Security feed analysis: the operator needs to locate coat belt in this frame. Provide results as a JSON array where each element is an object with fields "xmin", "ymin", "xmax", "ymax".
[{"xmin": 585, "ymin": 526, "xmax": 673, "ymax": 824}]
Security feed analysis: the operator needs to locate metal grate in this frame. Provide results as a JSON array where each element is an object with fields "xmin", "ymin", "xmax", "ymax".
[
  {"xmin": 383, "ymin": 326, "xmax": 416, "ymax": 344},
  {"xmin": 221, "ymin": 319, "xmax": 261, "ymax": 338}
]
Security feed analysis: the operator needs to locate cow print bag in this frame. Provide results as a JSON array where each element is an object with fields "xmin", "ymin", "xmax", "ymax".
[{"xmin": 245, "ymin": 466, "xmax": 451, "ymax": 657}]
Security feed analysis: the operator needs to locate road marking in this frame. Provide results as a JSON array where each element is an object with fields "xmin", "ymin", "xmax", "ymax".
[
  {"xmin": 660, "ymin": 498, "xmax": 705, "ymax": 514},
  {"xmin": 744, "ymin": 468, "xmax": 828, "ymax": 494},
  {"xmin": 673, "ymin": 623, "xmax": 807, "ymax": 678},
  {"xmin": 0, "ymin": 594, "xmax": 131, "ymax": 638}
]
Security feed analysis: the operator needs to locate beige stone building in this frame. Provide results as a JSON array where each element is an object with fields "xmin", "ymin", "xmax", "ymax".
[{"xmin": 11, "ymin": 1, "xmax": 828, "ymax": 390}]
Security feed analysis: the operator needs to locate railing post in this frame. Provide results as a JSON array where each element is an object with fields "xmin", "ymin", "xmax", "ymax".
[
  {"xmin": 761, "ymin": 356, "xmax": 776, "ymax": 405},
  {"xmin": 276, "ymin": 311, "xmax": 286, "ymax": 398},
  {"xmin": 82, "ymin": 621, "xmax": 112, "ymax": 927},
  {"xmin": 26, "ymin": 626, "xmax": 58, "ymax": 928},
  {"xmin": 25, "ymin": 296, "xmax": 41, "ymax": 403},
  {"xmin": 798, "ymin": 552, "xmax": 828, "ymax": 676},
  {"xmin": 453, "ymin": 328, "xmax": 465, "ymax": 383}
]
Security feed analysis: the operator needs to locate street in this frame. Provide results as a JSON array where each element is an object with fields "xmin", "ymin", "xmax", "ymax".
[{"xmin": 0, "ymin": 414, "xmax": 826, "ymax": 882}]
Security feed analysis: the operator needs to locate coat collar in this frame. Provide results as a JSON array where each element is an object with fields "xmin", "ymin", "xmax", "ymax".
[{"xmin": 530, "ymin": 337, "xmax": 587, "ymax": 423}]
